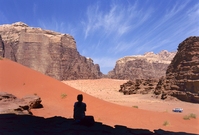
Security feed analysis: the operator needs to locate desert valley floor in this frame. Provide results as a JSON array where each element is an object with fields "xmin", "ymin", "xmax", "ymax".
[
  {"xmin": 0, "ymin": 59, "xmax": 199, "ymax": 134},
  {"xmin": 63, "ymin": 79, "xmax": 199, "ymax": 116}
]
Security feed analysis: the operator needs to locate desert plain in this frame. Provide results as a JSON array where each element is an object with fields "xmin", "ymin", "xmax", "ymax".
[
  {"xmin": 63, "ymin": 79, "xmax": 199, "ymax": 116},
  {"xmin": 0, "ymin": 59, "xmax": 199, "ymax": 134}
]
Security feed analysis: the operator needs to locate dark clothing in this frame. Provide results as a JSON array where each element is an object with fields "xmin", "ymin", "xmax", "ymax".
[{"xmin": 73, "ymin": 102, "xmax": 86, "ymax": 121}]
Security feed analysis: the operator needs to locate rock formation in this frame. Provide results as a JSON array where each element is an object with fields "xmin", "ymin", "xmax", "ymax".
[
  {"xmin": 0, "ymin": 22, "xmax": 102, "ymax": 80},
  {"xmin": 0, "ymin": 92, "xmax": 42, "ymax": 115},
  {"xmin": 0, "ymin": 35, "xmax": 4, "ymax": 57},
  {"xmin": 154, "ymin": 36, "xmax": 199, "ymax": 103},
  {"xmin": 108, "ymin": 50, "xmax": 176, "ymax": 80},
  {"xmin": 119, "ymin": 79, "xmax": 158, "ymax": 95}
]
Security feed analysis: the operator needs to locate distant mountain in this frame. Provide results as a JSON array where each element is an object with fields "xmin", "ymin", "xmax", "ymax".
[
  {"xmin": 0, "ymin": 22, "xmax": 102, "ymax": 80},
  {"xmin": 107, "ymin": 50, "xmax": 176, "ymax": 80}
]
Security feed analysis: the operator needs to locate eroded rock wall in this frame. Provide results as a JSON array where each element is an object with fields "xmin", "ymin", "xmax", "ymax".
[
  {"xmin": 0, "ymin": 22, "xmax": 102, "ymax": 80},
  {"xmin": 119, "ymin": 79, "xmax": 158, "ymax": 95},
  {"xmin": 154, "ymin": 36, "xmax": 199, "ymax": 103},
  {"xmin": 0, "ymin": 35, "xmax": 4, "ymax": 57},
  {"xmin": 108, "ymin": 50, "xmax": 176, "ymax": 80}
]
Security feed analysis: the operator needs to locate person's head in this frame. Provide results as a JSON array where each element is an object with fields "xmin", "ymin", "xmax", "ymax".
[{"xmin": 77, "ymin": 94, "xmax": 83, "ymax": 102}]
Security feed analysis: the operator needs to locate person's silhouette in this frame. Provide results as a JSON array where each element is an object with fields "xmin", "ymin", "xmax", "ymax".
[{"xmin": 73, "ymin": 94, "xmax": 86, "ymax": 122}]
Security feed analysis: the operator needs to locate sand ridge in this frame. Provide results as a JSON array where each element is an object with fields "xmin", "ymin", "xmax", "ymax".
[{"xmin": 0, "ymin": 59, "xmax": 198, "ymax": 134}]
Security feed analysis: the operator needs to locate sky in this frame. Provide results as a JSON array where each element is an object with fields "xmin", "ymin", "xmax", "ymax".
[{"xmin": 0, "ymin": 0, "xmax": 199, "ymax": 74}]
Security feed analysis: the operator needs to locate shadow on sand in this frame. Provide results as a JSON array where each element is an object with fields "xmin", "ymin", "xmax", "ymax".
[{"xmin": 0, "ymin": 114, "xmax": 197, "ymax": 135}]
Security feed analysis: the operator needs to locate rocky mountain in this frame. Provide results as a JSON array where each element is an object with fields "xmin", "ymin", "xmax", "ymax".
[
  {"xmin": 154, "ymin": 36, "xmax": 199, "ymax": 103},
  {"xmin": 0, "ymin": 22, "xmax": 102, "ymax": 80},
  {"xmin": 107, "ymin": 50, "xmax": 176, "ymax": 80}
]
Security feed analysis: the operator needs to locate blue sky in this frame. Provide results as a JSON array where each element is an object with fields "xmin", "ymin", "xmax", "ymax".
[{"xmin": 0, "ymin": 0, "xmax": 199, "ymax": 74}]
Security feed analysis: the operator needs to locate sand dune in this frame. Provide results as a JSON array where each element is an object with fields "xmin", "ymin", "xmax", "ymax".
[{"xmin": 0, "ymin": 59, "xmax": 198, "ymax": 134}]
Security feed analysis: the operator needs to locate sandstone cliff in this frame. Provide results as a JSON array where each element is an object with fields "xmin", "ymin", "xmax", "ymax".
[
  {"xmin": 0, "ymin": 22, "xmax": 102, "ymax": 80},
  {"xmin": 108, "ymin": 50, "xmax": 176, "ymax": 80},
  {"xmin": 154, "ymin": 36, "xmax": 199, "ymax": 103}
]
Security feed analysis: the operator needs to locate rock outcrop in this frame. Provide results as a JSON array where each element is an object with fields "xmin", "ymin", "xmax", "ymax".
[
  {"xmin": 108, "ymin": 50, "xmax": 176, "ymax": 80},
  {"xmin": 0, "ymin": 35, "xmax": 4, "ymax": 57},
  {"xmin": 0, "ymin": 22, "xmax": 102, "ymax": 80},
  {"xmin": 119, "ymin": 79, "xmax": 158, "ymax": 95},
  {"xmin": 0, "ymin": 92, "xmax": 42, "ymax": 115},
  {"xmin": 154, "ymin": 36, "xmax": 199, "ymax": 103}
]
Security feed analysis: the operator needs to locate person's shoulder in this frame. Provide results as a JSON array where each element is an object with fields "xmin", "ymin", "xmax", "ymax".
[
  {"xmin": 74, "ymin": 102, "xmax": 78, "ymax": 106},
  {"xmin": 82, "ymin": 102, "xmax": 86, "ymax": 106}
]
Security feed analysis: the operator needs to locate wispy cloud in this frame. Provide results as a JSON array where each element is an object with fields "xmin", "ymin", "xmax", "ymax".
[
  {"xmin": 82, "ymin": 2, "xmax": 152, "ymax": 39},
  {"xmin": 142, "ymin": 1, "xmax": 190, "ymax": 40},
  {"xmin": 129, "ymin": 0, "xmax": 199, "ymax": 54},
  {"xmin": 165, "ymin": 0, "xmax": 189, "ymax": 19},
  {"xmin": 92, "ymin": 57, "xmax": 117, "ymax": 68},
  {"xmin": 0, "ymin": 11, "xmax": 9, "ymax": 24},
  {"xmin": 81, "ymin": 1, "xmax": 154, "ymax": 56},
  {"xmin": 185, "ymin": 2, "xmax": 199, "ymax": 27},
  {"xmin": 37, "ymin": 17, "xmax": 77, "ymax": 37},
  {"xmin": 33, "ymin": 3, "xmax": 38, "ymax": 18}
]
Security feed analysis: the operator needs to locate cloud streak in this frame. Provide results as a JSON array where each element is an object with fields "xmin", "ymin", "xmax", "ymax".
[
  {"xmin": 82, "ymin": 2, "xmax": 151, "ymax": 39},
  {"xmin": 37, "ymin": 17, "xmax": 77, "ymax": 37},
  {"xmin": 0, "ymin": 11, "xmax": 9, "ymax": 24},
  {"xmin": 127, "ymin": 0, "xmax": 199, "ymax": 54},
  {"xmin": 81, "ymin": 1, "xmax": 155, "ymax": 56}
]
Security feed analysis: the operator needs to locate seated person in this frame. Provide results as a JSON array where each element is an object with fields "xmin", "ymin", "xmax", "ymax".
[{"xmin": 73, "ymin": 94, "xmax": 86, "ymax": 122}]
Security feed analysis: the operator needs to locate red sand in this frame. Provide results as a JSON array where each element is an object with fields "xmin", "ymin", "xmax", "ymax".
[{"xmin": 0, "ymin": 59, "xmax": 198, "ymax": 134}]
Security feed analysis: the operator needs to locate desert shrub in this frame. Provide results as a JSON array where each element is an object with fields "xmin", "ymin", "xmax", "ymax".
[
  {"xmin": 61, "ymin": 93, "xmax": 67, "ymax": 99},
  {"xmin": 132, "ymin": 106, "xmax": 138, "ymax": 108},
  {"xmin": 163, "ymin": 121, "xmax": 169, "ymax": 126},
  {"xmin": 0, "ymin": 56, "xmax": 3, "ymax": 60},
  {"xmin": 183, "ymin": 115, "xmax": 190, "ymax": 120},
  {"xmin": 189, "ymin": 113, "xmax": 196, "ymax": 119},
  {"xmin": 183, "ymin": 113, "xmax": 197, "ymax": 120}
]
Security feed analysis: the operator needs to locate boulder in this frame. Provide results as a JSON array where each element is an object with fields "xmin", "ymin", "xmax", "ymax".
[
  {"xmin": 22, "ymin": 95, "xmax": 42, "ymax": 109},
  {"xmin": 0, "ymin": 92, "xmax": 42, "ymax": 115},
  {"xmin": 0, "ymin": 92, "xmax": 17, "ymax": 101}
]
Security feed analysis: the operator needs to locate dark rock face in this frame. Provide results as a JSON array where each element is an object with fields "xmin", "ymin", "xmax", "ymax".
[
  {"xmin": 154, "ymin": 36, "xmax": 199, "ymax": 103},
  {"xmin": 0, "ymin": 22, "xmax": 102, "ymax": 80},
  {"xmin": 0, "ymin": 35, "xmax": 4, "ymax": 57},
  {"xmin": 119, "ymin": 79, "xmax": 158, "ymax": 95},
  {"xmin": 0, "ymin": 92, "xmax": 42, "ymax": 115},
  {"xmin": 108, "ymin": 50, "xmax": 176, "ymax": 80}
]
